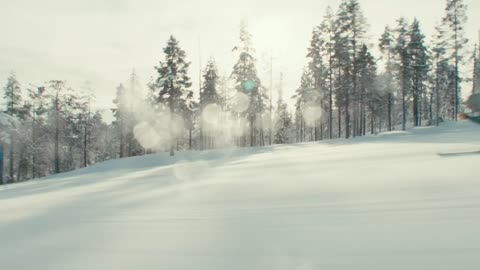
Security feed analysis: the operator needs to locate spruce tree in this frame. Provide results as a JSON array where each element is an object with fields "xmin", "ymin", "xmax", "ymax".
[
  {"xmin": 182, "ymin": 89, "xmax": 196, "ymax": 151},
  {"xmin": 274, "ymin": 73, "xmax": 292, "ymax": 144},
  {"xmin": 200, "ymin": 59, "xmax": 222, "ymax": 150},
  {"xmin": 154, "ymin": 35, "xmax": 192, "ymax": 156},
  {"xmin": 273, "ymin": 102, "xmax": 292, "ymax": 144}
]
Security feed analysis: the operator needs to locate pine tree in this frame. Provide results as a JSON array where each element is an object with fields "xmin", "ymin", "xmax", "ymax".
[
  {"xmin": 27, "ymin": 86, "xmax": 48, "ymax": 178},
  {"xmin": 112, "ymin": 84, "xmax": 127, "ymax": 158},
  {"xmin": 336, "ymin": 0, "xmax": 368, "ymax": 138},
  {"xmin": 200, "ymin": 59, "xmax": 222, "ymax": 150},
  {"xmin": 0, "ymin": 112, "xmax": 19, "ymax": 184},
  {"xmin": 442, "ymin": 0, "xmax": 468, "ymax": 120},
  {"xmin": 88, "ymin": 111, "xmax": 110, "ymax": 164},
  {"xmin": 273, "ymin": 104, "xmax": 292, "ymax": 144},
  {"xmin": 154, "ymin": 35, "xmax": 192, "ymax": 156},
  {"xmin": 356, "ymin": 44, "xmax": 377, "ymax": 135},
  {"xmin": 63, "ymin": 94, "xmax": 87, "ymax": 171},
  {"xmin": 14, "ymin": 101, "xmax": 32, "ymax": 182},
  {"xmin": 333, "ymin": 27, "xmax": 350, "ymax": 138},
  {"xmin": 125, "ymin": 71, "xmax": 145, "ymax": 156},
  {"xmin": 375, "ymin": 73, "xmax": 393, "ymax": 131},
  {"xmin": 306, "ymin": 26, "xmax": 325, "ymax": 140},
  {"xmin": 472, "ymin": 41, "xmax": 480, "ymax": 95},
  {"xmin": 182, "ymin": 89, "xmax": 197, "ymax": 150},
  {"xmin": 409, "ymin": 19, "xmax": 429, "ymax": 126},
  {"xmin": 379, "ymin": 26, "xmax": 396, "ymax": 131},
  {"xmin": 59, "ymin": 89, "xmax": 87, "ymax": 172},
  {"xmin": 231, "ymin": 21, "xmax": 263, "ymax": 147},
  {"xmin": 48, "ymin": 80, "xmax": 63, "ymax": 174},
  {"xmin": 3, "ymin": 73, "xmax": 24, "ymax": 183},
  {"xmin": 78, "ymin": 89, "xmax": 95, "ymax": 168},
  {"xmin": 319, "ymin": 7, "xmax": 336, "ymax": 139},
  {"xmin": 45, "ymin": 80, "xmax": 79, "ymax": 174},
  {"xmin": 111, "ymin": 72, "xmax": 144, "ymax": 159},
  {"xmin": 292, "ymin": 68, "xmax": 315, "ymax": 142},
  {"xmin": 394, "ymin": 18, "xmax": 412, "ymax": 131},
  {"xmin": 431, "ymin": 23, "xmax": 450, "ymax": 125}
]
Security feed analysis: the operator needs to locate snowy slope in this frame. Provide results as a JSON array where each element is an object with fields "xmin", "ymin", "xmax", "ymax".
[{"xmin": 1, "ymin": 121, "xmax": 480, "ymax": 270}]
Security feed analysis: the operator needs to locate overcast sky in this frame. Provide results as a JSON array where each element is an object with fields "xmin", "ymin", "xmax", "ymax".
[{"xmin": 1, "ymin": 0, "xmax": 479, "ymax": 120}]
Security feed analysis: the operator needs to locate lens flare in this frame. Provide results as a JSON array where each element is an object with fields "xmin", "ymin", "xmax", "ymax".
[
  {"xmin": 244, "ymin": 80, "xmax": 256, "ymax": 92},
  {"xmin": 231, "ymin": 92, "xmax": 249, "ymax": 113},
  {"xmin": 133, "ymin": 121, "xmax": 161, "ymax": 149},
  {"xmin": 230, "ymin": 117, "xmax": 248, "ymax": 137},
  {"xmin": 202, "ymin": 104, "xmax": 222, "ymax": 125},
  {"xmin": 173, "ymin": 160, "xmax": 209, "ymax": 182},
  {"xmin": 302, "ymin": 103, "xmax": 322, "ymax": 128},
  {"xmin": 133, "ymin": 112, "xmax": 185, "ymax": 150}
]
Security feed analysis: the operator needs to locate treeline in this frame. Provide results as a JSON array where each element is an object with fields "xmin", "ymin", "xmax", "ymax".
[
  {"xmin": 293, "ymin": 0, "xmax": 471, "ymax": 141},
  {"xmin": 1, "ymin": 0, "xmax": 477, "ymax": 184},
  {"xmin": 0, "ymin": 78, "xmax": 113, "ymax": 183}
]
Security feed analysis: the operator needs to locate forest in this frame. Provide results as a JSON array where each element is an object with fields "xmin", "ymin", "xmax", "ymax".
[{"xmin": 1, "ymin": 0, "xmax": 478, "ymax": 184}]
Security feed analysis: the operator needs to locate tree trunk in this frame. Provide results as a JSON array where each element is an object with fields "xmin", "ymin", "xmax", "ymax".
[
  {"xmin": 169, "ymin": 82, "xmax": 175, "ymax": 156},
  {"xmin": 370, "ymin": 109, "xmax": 375, "ymax": 135},
  {"xmin": 337, "ymin": 107, "xmax": 342, "ymax": 139},
  {"xmin": 387, "ymin": 93, "xmax": 392, "ymax": 131},
  {"xmin": 429, "ymin": 92, "xmax": 434, "ymax": 125},
  {"xmin": 83, "ymin": 125, "xmax": 88, "ymax": 167},
  {"xmin": 9, "ymin": 139, "xmax": 14, "ymax": 183},
  {"xmin": 301, "ymin": 118, "xmax": 305, "ymax": 142},
  {"xmin": 0, "ymin": 144, "xmax": 4, "ymax": 185},
  {"xmin": 16, "ymin": 146, "xmax": 25, "ymax": 182},
  {"xmin": 119, "ymin": 123, "xmax": 124, "ymax": 158},
  {"xmin": 250, "ymin": 115, "xmax": 255, "ymax": 147},
  {"xmin": 345, "ymin": 96, "xmax": 350, "ymax": 139},
  {"xmin": 435, "ymin": 62, "xmax": 440, "ymax": 126},
  {"xmin": 54, "ymin": 94, "xmax": 60, "ymax": 174},
  {"xmin": 402, "ymin": 63, "xmax": 407, "ymax": 131},
  {"xmin": 352, "ymin": 24, "xmax": 358, "ymax": 139},
  {"xmin": 413, "ymin": 86, "xmax": 419, "ymax": 127},
  {"xmin": 363, "ymin": 103, "xmax": 367, "ymax": 136},
  {"xmin": 329, "ymin": 56, "xmax": 334, "ymax": 140},
  {"xmin": 454, "ymin": 12, "xmax": 459, "ymax": 121},
  {"xmin": 31, "ymin": 114, "xmax": 36, "ymax": 179}
]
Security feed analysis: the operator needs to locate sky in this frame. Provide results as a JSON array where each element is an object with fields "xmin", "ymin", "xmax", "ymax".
[{"xmin": 0, "ymin": 0, "xmax": 479, "ymax": 121}]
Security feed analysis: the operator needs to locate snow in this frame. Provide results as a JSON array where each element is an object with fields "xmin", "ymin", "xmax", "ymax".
[{"xmin": 1, "ymin": 121, "xmax": 480, "ymax": 270}]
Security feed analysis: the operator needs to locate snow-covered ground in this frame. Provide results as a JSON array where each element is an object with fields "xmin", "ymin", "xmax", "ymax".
[{"xmin": 1, "ymin": 121, "xmax": 479, "ymax": 270}]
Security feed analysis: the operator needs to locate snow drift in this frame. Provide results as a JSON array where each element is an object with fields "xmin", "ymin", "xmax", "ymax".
[{"xmin": 0, "ymin": 121, "xmax": 479, "ymax": 270}]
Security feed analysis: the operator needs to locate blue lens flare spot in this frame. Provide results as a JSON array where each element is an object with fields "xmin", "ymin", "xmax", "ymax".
[{"xmin": 244, "ymin": 80, "xmax": 256, "ymax": 92}]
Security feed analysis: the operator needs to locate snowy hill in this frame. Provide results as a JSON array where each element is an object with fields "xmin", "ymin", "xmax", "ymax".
[{"xmin": 1, "ymin": 121, "xmax": 479, "ymax": 270}]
